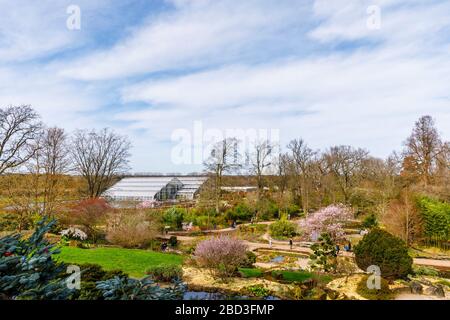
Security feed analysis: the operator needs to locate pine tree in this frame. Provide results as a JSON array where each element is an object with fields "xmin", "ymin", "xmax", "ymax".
[{"xmin": 0, "ymin": 217, "xmax": 74, "ymax": 300}]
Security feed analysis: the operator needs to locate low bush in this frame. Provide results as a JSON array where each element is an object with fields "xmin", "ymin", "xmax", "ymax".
[
  {"xmin": 356, "ymin": 275, "xmax": 394, "ymax": 300},
  {"xmin": 269, "ymin": 220, "xmax": 297, "ymax": 239},
  {"xmin": 96, "ymin": 276, "xmax": 186, "ymax": 300},
  {"xmin": 362, "ymin": 213, "xmax": 378, "ymax": 229},
  {"xmin": 354, "ymin": 228, "xmax": 413, "ymax": 279},
  {"xmin": 246, "ymin": 284, "xmax": 271, "ymax": 297},
  {"xmin": 106, "ymin": 211, "xmax": 159, "ymax": 248},
  {"xmin": 225, "ymin": 203, "xmax": 254, "ymax": 222},
  {"xmin": 169, "ymin": 236, "xmax": 178, "ymax": 247},
  {"xmin": 74, "ymin": 264, "xmax": 128, "ymax": 300},
  {"xmin": 194, "ymin": 236, "xmax": 248, "ymax": 279},
  {"xmin": 412, "ymin": 265, "xmax": 439, "ymax": 277},
  {"xmin": 146, "ymin": 264, "xmax": 183, "ymax": 282},
  {"xmin": 241, "ymin": 251, "xmax": 257, "ymax": 268},
  {"xmin": 257, "ymin": 199, "xmax": 279, "ymax": 220},
  {"xmin": 163, "ymin": 207, "xmax": 185, "ymax": 230}
]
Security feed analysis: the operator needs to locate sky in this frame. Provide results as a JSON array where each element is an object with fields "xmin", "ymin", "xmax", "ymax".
[{"xmin": 0, "ymin": 0, "xmax": 449, "ymax": 173}]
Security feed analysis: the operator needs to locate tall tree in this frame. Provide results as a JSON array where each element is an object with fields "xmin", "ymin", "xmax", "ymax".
[
  {"xmin": 0, "ymin": 105, "xmax": 42, "ymax": 174},
  {"xmin": 403, "ymin": 115, "xmax": 443, "ymax": 185},
  {"xmin": 248, "ymin": 140, "xmax": 274, "ymax": 199},
  {"xmin": 71, "ymin": 128, "xmax": 131, "ymax": 198},
  {"xmin": 287, "ymin": 139, "xmax": 316, "ymax": 212},
  {"xmin": 203, "ymin": 138, "xmax": 241, "ymax": 214},
  {"xmin": 37, "ymin": 127, "xmax": 70, "ymax": 215},
  {"xmin": 323, "ymin": 145, "xmax": 369, "ymax": 203}
]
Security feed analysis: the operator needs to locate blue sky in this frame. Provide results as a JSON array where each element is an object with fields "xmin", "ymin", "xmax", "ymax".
[{"xmin": 1, "ymin": 0, "xmax": 449, "ymax": 173}]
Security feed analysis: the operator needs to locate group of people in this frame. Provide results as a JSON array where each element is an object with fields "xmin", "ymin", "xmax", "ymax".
[{"xmin": 335, "ymin": 242, "xmax": 352, "ymax": 255}]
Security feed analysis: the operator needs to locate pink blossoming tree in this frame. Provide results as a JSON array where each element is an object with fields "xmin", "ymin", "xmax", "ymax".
[
  {"xmin": 299, "ymin": 204, "xmax": 353, "ymax": 241},
  {"xmin": 194, "ymin": 236, "xmax": 248, "ymax": 279}
]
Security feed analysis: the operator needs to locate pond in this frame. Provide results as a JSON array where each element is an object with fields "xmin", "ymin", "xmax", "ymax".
[
  {"xmin": 183, "ymin": 291, "xmax": 280, "ymax": 300},
  {"xmin": 270, "ymin": 256, "xmax": 284, "ymax": 263}
]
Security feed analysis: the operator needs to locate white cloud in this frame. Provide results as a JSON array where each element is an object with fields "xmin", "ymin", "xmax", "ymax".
[{"xmin": 60, "ymin": 0, "xmax": 308, "ymax": 80}]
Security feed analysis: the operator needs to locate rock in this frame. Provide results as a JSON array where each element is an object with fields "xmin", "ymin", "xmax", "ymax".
[
  {"xmin": 302, "ymin": 278, "xmax": 317, "ymax": 289},
  {"xmin": 425, "ymin": 284, "xmax": 445, "ymax": 297},
  {"xmin": 409, "ymin": 281, "xmax": 423, "ymax": 294}
]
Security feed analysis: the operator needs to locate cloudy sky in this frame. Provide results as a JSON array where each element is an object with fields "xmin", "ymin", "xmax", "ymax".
[{"xmin": 1, "ymin": 0, "xmax": 449, "ymax": 173}]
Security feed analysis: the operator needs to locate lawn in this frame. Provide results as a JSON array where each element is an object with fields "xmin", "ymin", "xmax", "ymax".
[
  {"xmin": 239, "ymin": 267, "xmax": 264, "ymax": 278},
  {"xmin": 272, "ymin": 270, "xmax": 334, "ymax": 283},
  {"xmin": 56, "ymin": 246, "xmax": 184, "ymax": 278}
]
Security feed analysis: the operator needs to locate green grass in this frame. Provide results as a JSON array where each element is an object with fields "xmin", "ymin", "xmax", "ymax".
[
  {"xmin": 437, "ymin": 279, "xmax": 450, "ymax": 288},
  {"xmin": 272, "ymin": 270, "xmax": 334, "ymax": 283},
  {"xmin": 238, "ymin": 268, "xmax": 264, "ymax": 278},
  {"xmin": 56, "ymin": 246, "xmax": 184, "ymax": 278}
]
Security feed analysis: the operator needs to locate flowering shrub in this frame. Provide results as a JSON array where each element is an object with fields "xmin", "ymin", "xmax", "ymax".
[
  {"xmin": 60, "ymin": 227, "xmax": 88, "ymax": 241},
  {"xmin": 299, "ymin": 204, "xmax": 352, "ymax": 241},
  {"xmin": 194, "ymin": 236, "xmax": 248, "ymax": 279},
  {"xmin": 137, "ymin": 200, "xmax": 156, "ymax": 209}
]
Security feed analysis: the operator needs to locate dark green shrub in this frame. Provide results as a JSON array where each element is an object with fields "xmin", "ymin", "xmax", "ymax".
[
  {"xmin": 169, "ymin": 236, "xmax": 178, "ymax": 247},
  {"xmin": 412, "ymin": 265, "xmax": 439, "ymax": 277},
  {"xmin": 286, "ymin": 204, "xmax": 302, "ymax": 217},
  {"xmin": 74, "ymin": 264, "xmax": 128, "ymax": 300},
  {"xmin": 258, "ymin": 199, "xmax": 279, "ymax": 220},
  {"xmin": 163, "ymin": 207, "xmax": 185, "ymax": 230},
  {"xmin": 96, "ymin": 276, "xmax": 186, "ymax": 300},
  {"xmin": 269, "ymin": 219, "xmax": 297, "ymax": 238},
  {"xmin": 246, "ymin": 284, "xmax": 271, "ymax": 297},
  {"xmin": 354, "ymin": 228, "xmax": 413, "ymax": 279},
  {"xmin": 241, "ymin": 251, "xmax": 257, "ymax": 268},
  {"xmin": 356, "ymin": 275, "xmax": 394, "ymax": 300},
  {"xmin": 362, "ymin": 213, "xmax": 378, "ymax": 229},
  {"xmin": 309, "ymin": 233, "xmax": 337, "ymax": 272},
  {"xmin": 225, "ymin": 203, "xmax": 254, "ymax": 222},
  {"xmin": 146, "ymin": 264, "xmax": 183, "ymax": 282}
]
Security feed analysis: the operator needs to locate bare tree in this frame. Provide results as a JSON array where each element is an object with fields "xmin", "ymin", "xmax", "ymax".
[
  {"xmin": 323, "ymin": 145, "xmax": 369, "ymax": 203},
  {"xmin": 0, "ymin": 105, "xmax": 42, "ymax": 174},
  {"xmin": 203, "ymin": 138, "xmax": 241, "ymax": 214},
  {"xmin": 71, "ymin": 128, "xmax": 131, "ymax": 198},
  {"xmin": 382, "ymin": 190, "xmax": 422, "ymax": 246},
  {"xmin": 39, "ymin": 127, "xmax": 70, "ymax": 215},
  {"xmin": 287, "ymin": 139, "xmax": 317, "ymax": 213},
  {"xmin": 403, "ymin": 115, "xmax": 443, "ymax": 185},
  {"xmin": 248, "ymin": 140, "xmax": 275, "ymax": 199}
]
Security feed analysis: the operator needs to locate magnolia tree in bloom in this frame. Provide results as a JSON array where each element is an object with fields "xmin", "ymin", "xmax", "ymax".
[
  {"xmin": 60, "ymin": 227, "xmax": 88, "ymax": 240},
  {"xmin": 299, "ymin": 204, "xmax": 353, "ymax": 241},
  {"xmin": 194, "ymin": 236, "xmax": 247, "ymax": 279}
]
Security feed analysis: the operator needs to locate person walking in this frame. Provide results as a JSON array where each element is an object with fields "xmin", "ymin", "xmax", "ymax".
[
  {"xmin": 269, "ymin": 238, "xmax": 273, "ymax": 248},
  {"xmin": 289, "ymin": 238, "xmax": 293, "ymax": 250}
]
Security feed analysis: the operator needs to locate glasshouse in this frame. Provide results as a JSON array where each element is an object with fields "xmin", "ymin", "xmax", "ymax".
[{"xmin": 104, "ymin": 176, "xmax": 208, "ymax": 202}]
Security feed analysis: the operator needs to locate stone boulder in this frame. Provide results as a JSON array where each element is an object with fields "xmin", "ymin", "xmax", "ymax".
[
  {"xmin": 425, "ymin": 284, "xmax": 445, "ymax": 297},
  {"xmin": 409, "ymin": 281, "xmax": 423, "ymax": 294}
]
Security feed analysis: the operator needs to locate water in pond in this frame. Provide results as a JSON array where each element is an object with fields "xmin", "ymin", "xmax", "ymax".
[
  {"xmin": 183, "ymin": 291, "xmax": 280, "ymax": 300},
  {"xmin": 270, "ymin": 256, "xmax": 284, "ymax": 263}
]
